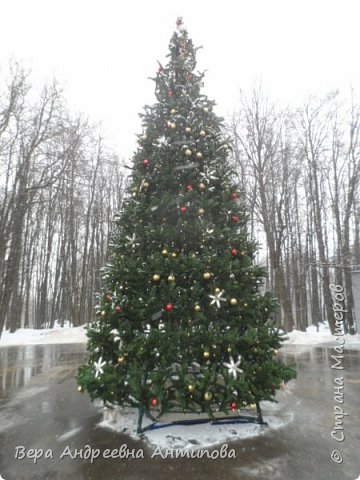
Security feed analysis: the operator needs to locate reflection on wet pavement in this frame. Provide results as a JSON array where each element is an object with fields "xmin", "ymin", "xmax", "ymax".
[
  {"xmin": 0, "ymin": 344, "xmax": 86, "ymax": 401},
  {"xmin": 0, "ymin": 343, "xmax": 359, "ymax": 480}
]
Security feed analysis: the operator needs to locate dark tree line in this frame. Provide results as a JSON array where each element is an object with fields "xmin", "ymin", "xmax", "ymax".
[
  {"xmin": 230, "ymin": 87, "xmax": 360, "ymax": 334},
  {"xmin": 0, "ymin": 64, "xmax": 126, "ymax": 335}
]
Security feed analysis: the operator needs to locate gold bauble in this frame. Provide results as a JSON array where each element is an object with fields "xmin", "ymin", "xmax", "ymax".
[
  {"xmin": 170, "ymin": 108, "xmax": 177, "ymax": 115},
  {"xmin": 198, "ymin": 208, "xmax": 205, "ymax": 216},
  {"xmin": 162, "ymin": 249, "xmax": 168, "ymax": 257},
  {"xmin": 203, "ymin": 272, "xmax": 211, "ymax": 280},
  {"xmin": 204, "ymin": 392, "xmax": 212, "ymax": 401},
  {"xmin": 168, "ymin": 275, "xmax": 176, "ymax": 282},
  {"xmin": 230, "ymin": 298, "xmax": 238, "ymax": 306},
  {"xmin": 171, "ymin": 252, "xmax": 177, "ymax": 258},
  {"xmin": 185, "ymin": 149, "xmax": 192, "ymax": 157},
  {"xmin": 196, "ymin": 152, "xmax": 203, "ymax": 159},
  {"xmin": 77, "ymin": 386, "xmax": 83, "ymax": 393},
  {"xmin": 227, "ymin": 347, "xmax": 232, "ymax": 353},
  {"xmin": 143, "ymin": 181, "xmax": 150, "ymax": 189},
  {"xmin": 214, "ymin": 287, "xmax": 221, "ymax": 294},
  {"xmin": 273, "ymin": 349, "xmax": 278, "ymax": 356},
  {"xmin": 243, "ymin": 303, "xmax": 248, "ymax": 307},
  {"xmin": 249, "ymin": 403, "xmax": 257, "ymax": 410},
  {"xmin": 101, "ymin": 310, "xmax": 106, "ymax": 317},
  {"xmin": 194, "ymin": 305, "xmax": 201, "ymax": 312},
  {"xmin": 203, "ymin": 351, "xmax": 210, "ymax": 359},
  {"xmin": 199, "ymin": 130, "xmax": 206, "ymax": 137},
  {"xmin": 204, "ymin": 107, "xmax": 209, "ymax": 113},
  {"xmin": 132, "ymin": 192, "xmax": 137, "ymax": 198},
  {"xmin": 170, "ymin": 122, "xmax": 176, "ymax": 129},
  {"xmin": 185, "ymin": 127, "xmax": 191, "ymax": 133},
  {"xmin": 188, "ymin": 384, "xmax": 194, "ymax": 392},
  {"xmin": 152, "ymin": 274, "xmax": 161, "ymax": 282},
  {"xmin": 141, "ymin": 134, "xmax": 148, "ymax": 141},
  {"xmin": 117, "ymin": 356, "xmax": 125, "ymax": 365},
  {"xmin": 199, "ymin": 183, "xmax": 206, "ymax": 191}
]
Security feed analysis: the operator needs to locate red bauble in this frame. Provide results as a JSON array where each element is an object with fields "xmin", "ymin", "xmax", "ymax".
[
  {"xmin": 188, "ymin": 74, "xmax": 193, "ymax": 81},
  {"xmin": 115, "ymin": 306, "xmax": 121, "ymax": 313},
  {"xmin": 230, "ymin": 402, "xmax": 237, "ymax": 411},
  {"xmin": 151, "ymin": 398, "xmax": 158, "ymax": 407},
  {"xmin": 180, "ymin": 206, "xmax": 187, "ymax": 213},
  {"xmin": 232, "ymin": 216, "xmax": 239, "ymax": 223},
  {"xmin": 231, "ymin": 249, "xmax": 237, "ymax": 257},
  {"xmin": 186, "ymin": 185, "xmax": 193, "ymax": 192},
  {"xmin": 167, "ymin": 90, "xmax": 173, "ymax": 97},
  {"xmin": 105, "ymin": 295, "xmax": 112, "ymax": 301},
  {"xmin": 165, "ymin": 303, "xmax": 173, "ymax": 312},
  {"xmin": 143, "ymin": 159, "xmax": 150, "ymax": 167},
  {"xmin": 231, "ymin": 193, "xmax": 237, "ymax": 200}
]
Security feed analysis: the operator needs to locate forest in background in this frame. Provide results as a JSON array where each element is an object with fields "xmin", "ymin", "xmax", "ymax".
[
  {"xmin": 230, "ymin": 87, "xmax": 360, "ymax": 334},
  {"xmin": 0, "ymin": 64, "xmax": 359, "ymax": 336},
  {"xmin": 0, "ymin": 64, "xmax": 127, "ymax": 336}
]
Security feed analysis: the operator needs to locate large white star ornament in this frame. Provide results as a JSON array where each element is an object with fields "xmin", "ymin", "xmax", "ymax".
[
  {"xmin": 223, "ymin": 355, "xmax": 243, "ymax": 379},
  {"xmin": 209, "ymin": 290, "xmax": 227, "ymax": 308},
  {"xmin": 93, "ymin": 356, "xmax": 107, "ymax": 378}
]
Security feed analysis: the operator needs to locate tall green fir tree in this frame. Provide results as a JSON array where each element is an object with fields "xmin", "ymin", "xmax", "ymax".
[{"xmin": 78, "ymin": 18, "xmax": 296, "ymax": 433}]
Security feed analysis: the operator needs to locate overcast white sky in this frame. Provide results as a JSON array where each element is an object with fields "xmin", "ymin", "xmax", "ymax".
[{"xmin": 1, "ymin": 0, "xmax": 359, "ymax": 159}]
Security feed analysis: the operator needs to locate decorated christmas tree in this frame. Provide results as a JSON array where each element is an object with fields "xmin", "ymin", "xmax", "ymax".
[{"xmin": 77, "ymin": 18, "xmax": 296, "ymax": 433}]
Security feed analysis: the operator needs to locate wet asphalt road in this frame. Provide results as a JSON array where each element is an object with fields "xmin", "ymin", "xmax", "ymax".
[{"xmin": 0, "ymin": 343, "xmax": 359, "ymax": 480}]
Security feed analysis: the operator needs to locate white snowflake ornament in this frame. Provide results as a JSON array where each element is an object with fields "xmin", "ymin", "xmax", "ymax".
[
  {"xmin": 93, "ymin": 356, "xmax": 107, "ymax": 378},
  {"xmin": 209, "ymin": 290, "xmax": 227, "ymax": 308},
  {"xmin": 110, "ymin": 329, "xmax": 121, "ymax": 342},
  {"xmin": 200, "ymin": 168, "xmax": 217, "ymax": 183},
  {"xmin": 125, "ymin": 233, "xmax": 139, "ymax": 248},
  {"xmin": 223, "ymin": 355, "xmax": 243, "ymax": 379},
  {"xmin": 156, "ymin": 135, "xmax": 168, "ymax": 147}
]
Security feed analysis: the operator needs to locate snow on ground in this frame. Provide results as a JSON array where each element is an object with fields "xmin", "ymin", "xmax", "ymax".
[
  {"xmin": 1, "ymin": 320, "xmax": 359, "ymax": 450},
  {"xmin": 99, "ymin": 395, "xmax": 294, "ymax": 450},
  {"xmin": 0, "ymin": 321, "xmax": 87, "ymax": 346},
  {"xmin": 285, "ymin": 322, "xmax": 360, "ymax": 349},
  {"xmin": 0, "ymin": 320, "xmax": 359, "ymax": 348}
]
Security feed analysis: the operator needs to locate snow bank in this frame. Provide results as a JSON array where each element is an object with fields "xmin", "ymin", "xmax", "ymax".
[
  {"xmin": 1, "ymin": 320, "xmax": 359, "ymax": 348},
  {"xmin": 0, "ymin": 323, "xmax": 87, "ymax": 346},
  {"xmin": 284, "ymin": 322, "xmax": 360, "ymax": 349}
]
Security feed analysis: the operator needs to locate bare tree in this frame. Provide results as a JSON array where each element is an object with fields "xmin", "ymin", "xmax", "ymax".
[
  {"xmin": 0, "ymin": 63, "xmax": 127, "ymax": 337},
  {"xmin": 231, "ymin": 87, "xmax": 295, "ymax": 331}
]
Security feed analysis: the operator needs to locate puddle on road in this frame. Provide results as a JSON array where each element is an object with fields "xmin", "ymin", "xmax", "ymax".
[
  {"xmin": 0, "ymin": 343, "xmax": 359, "ymax": 480},
  {"xmin": 0, "ymin": 344, "xmax": 87, "ymax": 401}
]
